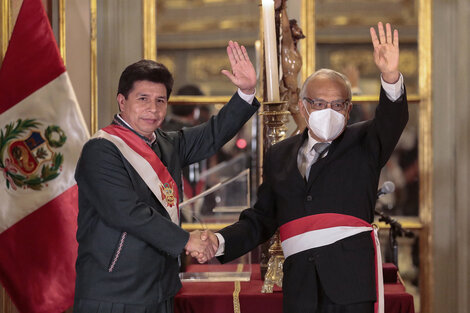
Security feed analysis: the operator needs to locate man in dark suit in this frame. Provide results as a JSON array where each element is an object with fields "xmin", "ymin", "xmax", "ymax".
[
  {"xmin": 73, "ymin": 41, "xmax": 258, "ymax": 313},
  {"xmin": 202, "ymin": 23, "xmax": 408, "ymax": 313}
]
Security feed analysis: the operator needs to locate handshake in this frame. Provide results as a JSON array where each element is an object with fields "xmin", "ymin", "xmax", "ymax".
[{"xmin": 184, "ymin": 230, "xmax": 219, "ymax": 263}]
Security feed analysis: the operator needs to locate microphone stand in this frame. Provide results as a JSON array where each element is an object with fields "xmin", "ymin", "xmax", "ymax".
[{"xmin": 374, "ymin": 205, "xmax": 414, "ymax": 268}]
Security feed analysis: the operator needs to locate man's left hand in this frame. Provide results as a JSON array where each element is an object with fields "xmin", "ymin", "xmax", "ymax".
[
  {"xmin": 222, "ymin": 40, "xmax": 257, "ymax": 95},
  {"xmin": 370, "ymin": 22, "xmax": 400, "ymax": 84}
]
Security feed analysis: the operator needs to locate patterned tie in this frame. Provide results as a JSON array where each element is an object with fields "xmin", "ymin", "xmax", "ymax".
[
  {"xmin": 312, "ymin": 142, "xmax": 330, "ymax": 163},
  {"xmin": 304, "ymin": 142, "xmax": 330, "ymax": 181}
]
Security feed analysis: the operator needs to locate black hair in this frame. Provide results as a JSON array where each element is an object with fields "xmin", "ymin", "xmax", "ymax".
[{"xmin": 117, "ymin": 59, "xmax": 174, "ymax": 99}]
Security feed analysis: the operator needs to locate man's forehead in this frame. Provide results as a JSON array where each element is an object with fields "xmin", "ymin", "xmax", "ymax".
[
  {"xmin": 131, "ymin": 81, "xmax": 167, "ymax": 96},
  {"xmin": 305, "ymin": 76, "xmax": 348, "ymax": 96}
]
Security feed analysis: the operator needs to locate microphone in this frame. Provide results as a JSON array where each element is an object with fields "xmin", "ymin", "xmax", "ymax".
[{"xmin": 377, "ymin": 181, "xmax": 395, "ymax": 198}]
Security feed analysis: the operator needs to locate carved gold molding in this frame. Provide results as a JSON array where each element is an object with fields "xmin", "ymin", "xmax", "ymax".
[
  {"xmin": 90, "ymin": 0, "xmax": 98, "ymax": 134},
  {"xmin": 181, "ymin": 223, "xmax": 229, "ymax": 231},
  {"xmin": 418, "ymin": 0, "xmax": 433, "ymax": 312},
  {"xmin": 164, "ymin": 0, "xmax": 253, "ymax": 9},
  {"xmin": 232, "ymin": 264, "xmax": 243, "ymax": 313},
  {"xmin": 59, "ymin": 0, "xmax": 66, "ymax": 64},
  {"xmin": 158, "ymin": 17, "xmax": 257, "ymax": 35},
  {"xmin": 300, "ymin": 0, "xmax": 315, "ymax": 82},
  {"xmin": 169, "ymin": 95, "xmax": 230, "ymax": 105},
  {"xmin": 153, "ymin": 54, "xmax": 175, "ymax": 74},
  {"xmin": 1, "ymin": 0, "xmax": 11, "ymax": 61},
  {"xmin": 169, "ymin": 95, "xmax": 419, "ymax": 106},
  {"xmin": 353, "ymin": 94, "xmax": 420, "ymax": 103},
  {"xmin": 329, "ymin": 49, "xmax": 418, "ymax": 77},
  {"xmin": 187, "ymin": 53, "xmax": 230, "ymax": 81},
  {"xmin": 142, "ymin": 0, "xmax": 156, "ymax": 60}
]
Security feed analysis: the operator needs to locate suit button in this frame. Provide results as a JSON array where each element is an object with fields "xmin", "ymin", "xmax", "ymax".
[
  {"xmin": 307, "ymin": 256, "xmax": 314, "ymax": 262},
  {"xmin": 306, "ymin": 195, "xmax": 312, "ymax": 201}
]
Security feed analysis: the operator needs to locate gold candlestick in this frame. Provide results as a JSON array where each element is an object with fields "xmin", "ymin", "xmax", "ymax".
[{"xmin": 259, "ymin": 100, "xmax": 289, "ymax": 293}]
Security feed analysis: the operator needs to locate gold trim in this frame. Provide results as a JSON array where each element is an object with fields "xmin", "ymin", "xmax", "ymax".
[
  {"xmin": 90, "ymin": 0, "xmax": 98, "ymax": 134},
  {"xmin": 377, "ymin": 221, "xmax": 423, "ymax": 230},
  {"xmin": 142, "ymin": 0, "xmax": 156, "ymax": 60},
  {"xmin": 182, "ymin": 219, "xmax": 423, "ymax": 232},
  {"xmin": 59, "ymin": 0, "xmax": 66, "ymax": 64},
  {"xmin": 1, "ymin": 0, "xmax": 11, "ymax": 61},
  {"xmin": 157, "ymin": 39, "xmax": 255, "ymax": 50},
  {"xmin": 315, "ymin": 37, "xmax": 419, "ymax": 45},
  {"xmin": 353, "ymin": 94, "xmax": 420, "ymax": 103},
  {"xmin": 418, "ymin": 0, "xmax": 433, "ymax": 312},
  {"xmin": 169, "ymin": 95, "xmax": 231, "ymax": 105},
  {"xmin": 232, "ymin": 264, "xmax": 243, "ymax": 313},
  {"xmin": 181, "ymin": 223, "xmax": 230, "ymax": 231},
  {"xmin": 168, "ymin": 95, "xmax": 420, "ymax": 106},
  {"xmin": 397, "ymin": 271, "xmax": 406, "ymax": 287},
  {"xmin": 300, "ymin": 0, "xmax": 315, "ymax": 82}
]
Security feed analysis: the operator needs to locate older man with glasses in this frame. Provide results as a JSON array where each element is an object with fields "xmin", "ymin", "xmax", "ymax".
[{"xmin": 200, "ymin": 22, "xmax": 408, "ymax": 313}]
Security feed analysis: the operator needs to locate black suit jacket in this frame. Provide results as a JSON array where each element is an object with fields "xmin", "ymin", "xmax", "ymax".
[
  {"xmin": 219, "ymin": 87, "xmax": 408, "ymax": 312},
  {"xmin": 73, "ymin": 92, "xmax": 259, "ymax": 311}
]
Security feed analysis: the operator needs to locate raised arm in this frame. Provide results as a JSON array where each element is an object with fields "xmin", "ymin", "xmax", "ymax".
[
  {"xmin": 221, "ymin": 40, "xmax": 257, "ymax": 95},
  {"xmin": 370, "ymin": 22, "xmax": 400, "ymax": 84},
  {"xmin": 368, "ymin": 22, "xmax": 408, "ymax": 167}
]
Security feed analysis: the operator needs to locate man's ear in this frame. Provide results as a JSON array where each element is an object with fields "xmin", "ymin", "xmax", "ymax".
[
  {"xmin": 345, "ymin": 102, "xmax": 353, "ymax": 121},
  {"xmin": 299, "ymin": 99, "xmax": 308, "ymax": 119},
  {"xmin": 117, "ymin": 94, "xmax": 125, "ymax": 112}
]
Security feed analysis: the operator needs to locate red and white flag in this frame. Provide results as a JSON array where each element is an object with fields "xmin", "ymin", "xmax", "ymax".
[{"xmin": 0, "ymin": 0, "xmax": 89, "ymax": 312}]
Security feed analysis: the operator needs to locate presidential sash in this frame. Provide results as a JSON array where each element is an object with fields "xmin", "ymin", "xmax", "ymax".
[
  {"xmin": 93, "ymin": 124, "xmax": 180, "ymax": 225},
  {"xmin": 279, "ymin": 213, "xmax": 384, "ymax": 313}
]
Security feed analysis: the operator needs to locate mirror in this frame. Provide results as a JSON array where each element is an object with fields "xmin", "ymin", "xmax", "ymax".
[{"xmin": 156, "ymin": 0, "xmax": 260, "ymax": 97}]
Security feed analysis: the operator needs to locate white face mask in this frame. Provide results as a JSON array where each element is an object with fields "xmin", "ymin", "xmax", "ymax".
[{"xmin": 304, "ymin": 107, "xmax": 346, "ymax": 141}]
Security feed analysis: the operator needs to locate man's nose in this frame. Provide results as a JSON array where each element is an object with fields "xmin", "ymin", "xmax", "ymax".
[{"xmin": 147, "ymin": 100, "xmax": 159, "ymax": 111}]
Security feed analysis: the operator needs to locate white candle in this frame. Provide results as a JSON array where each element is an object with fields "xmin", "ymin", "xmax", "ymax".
[
  {"xmin": 255, "ymin": 40, "xmax": 261, "ymax": 80},
  {"xmin": 262, "ymin": 0, "xmax": 280, "ymax": 101}
]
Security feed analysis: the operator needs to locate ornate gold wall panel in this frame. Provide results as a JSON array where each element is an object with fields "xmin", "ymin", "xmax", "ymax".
[
  {"xmin": 155, "ymin": 0, "xmax": 258, "ymax": 49},
  {"xmin": 1, "ymin": 0, "xmax": 11, "ymax": 61},
  {"xmin": 188, "ymin": 53, "xmax": 230, "ymax": 81},
  {"xmin": 417, "ymin": 0, "xmax": 433, "ymax": 312},
  {"xmin": 59, "ymin": 0, "xmax": 66, "ymax": 64},
  {"xmin": 143, "ymin": 0, "xmax": 156, "ymax": 60},
  {"xmin": 300, "ymin": 0, "xmax": 315, "ymax": 81}
]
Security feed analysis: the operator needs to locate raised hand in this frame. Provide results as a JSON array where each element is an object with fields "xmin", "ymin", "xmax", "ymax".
[
  {"xmin": 221, "ymin": 40, "xmax": 257, "ymax": 95},
  {"xmin": 185, "ymin": 230, "xmax": 215, "ymax": 263},
  {"xmin": 370, "ymin": 22, "xmax": 400, "ymax": 84}
]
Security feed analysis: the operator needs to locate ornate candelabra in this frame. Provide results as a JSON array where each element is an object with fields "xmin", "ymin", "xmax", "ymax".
[
  {"xmin": 260, "ymin": 100, "xmax": 289, "ymax": 293},
  {"xmin": 258, "ymin": 0, "xmax": 305, "ymax": 293}
]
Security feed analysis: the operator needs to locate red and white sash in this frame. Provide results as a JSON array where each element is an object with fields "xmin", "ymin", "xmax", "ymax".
[
  {"xmin": 279, "ymin": 213, "xmax": 384, "ymax": 313},
  {"xmin": 93, "ymin": 124, "xmax": 180, "ymax": 225}
]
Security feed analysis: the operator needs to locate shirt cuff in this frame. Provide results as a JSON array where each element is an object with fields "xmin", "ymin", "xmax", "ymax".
[
  {"xmin": 237, "ymin": 88, "xmax": 256, "ymax": 105},
  {"xmin": 214, "ymin": 233, "xmax": 225, "ymax": 256},
  {"xmin": 380, "ymin": 73, "xmax": 404, "ymax": 102}
]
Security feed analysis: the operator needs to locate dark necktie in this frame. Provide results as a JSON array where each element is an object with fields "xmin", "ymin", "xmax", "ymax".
[{"xmin": 304, "ymin": 142, "xmax": 330, "ymax": 181}]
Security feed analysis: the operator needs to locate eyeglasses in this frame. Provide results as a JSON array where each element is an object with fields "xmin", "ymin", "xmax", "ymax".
[{"xmin": 302, "ymin": 97, "xmax": 350, "ymax": 112}]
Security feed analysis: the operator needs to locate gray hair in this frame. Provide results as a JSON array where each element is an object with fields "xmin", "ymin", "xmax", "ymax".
[{"xmin": 299, "ymin": 68, "xmax": 352, "ymax": 101}]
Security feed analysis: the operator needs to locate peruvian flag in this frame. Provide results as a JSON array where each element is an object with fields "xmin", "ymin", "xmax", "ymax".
[{"xmin": 0, "ymin": 0, "xmax": 89, "ymax": 312}]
